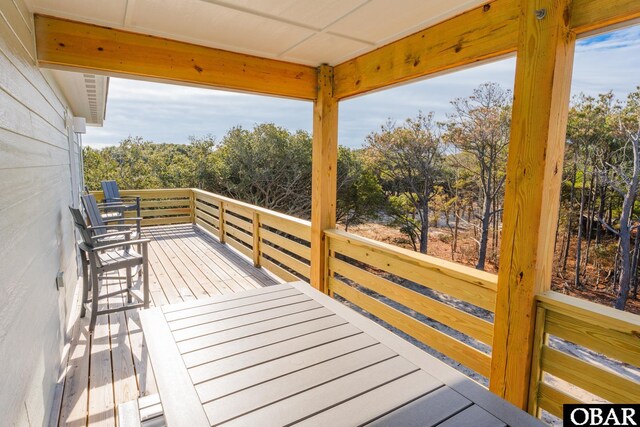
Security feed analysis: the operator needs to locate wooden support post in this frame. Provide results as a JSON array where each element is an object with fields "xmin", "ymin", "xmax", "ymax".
[
  {"xmin": 527, "ymin": 306, "xmax": 548, "ymax": 416},
  {"xmin": 252, "ymin": 212, "xmax": 260, "ymax": 267},
  {"xmin": 310, "ymin": 64, "xmax": 338, "ymax": 293},
  {"xmin": 218, "ymin": 201, "xmax": 226, "ymax": 244},
  {"xmin": 490, "ymin": 0, "xmax": 576, "ymax": 410},
  {"xmin": 189, "ymin": 189, "xmax": 195, "ymax": 224}
]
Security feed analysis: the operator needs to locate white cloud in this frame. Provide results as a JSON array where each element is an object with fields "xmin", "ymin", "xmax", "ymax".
[{"xmin": 84, "ymin": 26, "xmax": 640, "ymax": 149}]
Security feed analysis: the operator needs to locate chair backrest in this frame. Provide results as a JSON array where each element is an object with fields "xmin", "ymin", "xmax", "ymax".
[
  {"xmin": 69, "ymin": 206, "xmax": 95, "ymax": 247},
  {"xmin": 81, "ymin": 194, "xmax": 106, "ymax": 235},
  {"xmin": 101, "ymin": 180, "xmax": 121, "ymax": 203}
]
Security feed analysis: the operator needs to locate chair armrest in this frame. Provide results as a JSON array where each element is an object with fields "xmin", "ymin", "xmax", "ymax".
[
  {"xmin": 87, "ymin": 224, "xmax": 131, "ymax": 230},
  {"xmin": 90, "ymin": 238, "xmax": 150, "ymax": 252},
  {"xmin": 97, "ymin": 201, "xmax": 127, "ymax": 207},
  {"xmin": 93, "ymin": 230, "xmax": 132, "ymax": 242},
  {"xmin": 102, "ymin": 217, "xmax": 142, "ymax": 223},
  {"xmin": 109, "ymin": 196, "xmax": 140, "ymax": 202},
  {"xmin": 87, "ymin": 225, "xmax": 132, "ymax": 230}
]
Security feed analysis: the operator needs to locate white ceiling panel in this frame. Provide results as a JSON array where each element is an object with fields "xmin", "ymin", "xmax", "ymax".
[
  {"xmin": 129, "ymin": 0, "xmax": 313, "ymax": 56},
  {"xmin": 25, "ymin": 0, "xmax": 486, "ymax": 66},
  {"xmin": 201, "ymin": 0, "xmax": 369, "ymax": 30},
  {"xmin": 282, "ymin": 33, "xmax": 372, "ymax": 65},
  {"xmin": 327, "ymin": 0, "xmax": 486, "ymax": 45},
  {"xmin": 26, "ymin": 0, "xmax": 128, "ymax": 27}
]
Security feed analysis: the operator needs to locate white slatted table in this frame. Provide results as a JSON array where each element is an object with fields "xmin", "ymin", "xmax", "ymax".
[{"xmin": 140, "ymin": 282, "xmax": 543, "ymax": 427}]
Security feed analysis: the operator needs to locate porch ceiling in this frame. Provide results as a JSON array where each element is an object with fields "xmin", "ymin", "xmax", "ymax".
[{"xmin": 23, "ymin": 0, "xmax": 486, "ymax": 66}]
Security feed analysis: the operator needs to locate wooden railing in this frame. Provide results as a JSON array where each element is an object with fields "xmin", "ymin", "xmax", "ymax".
[
  {"xmin": 325, "ymin": 229, "xmax": 497, "ymax": 378},
  {"xmin": 528, "ymin": 292, "xmax": 640, "ymax": 421},
  {"xmin": 192, "ymin": 189, "xmax": 311, "ymax": 283},
  {"xmin": 191, "ymin": 191, "xmax": 498, "ymax": 379},
  {"xmin": 91, "ymin": 188, "xmax": 192, "ymax": 226},
  {"xmin": 89, "ymin": 188, "xmax": 640, "ymax": 420}
]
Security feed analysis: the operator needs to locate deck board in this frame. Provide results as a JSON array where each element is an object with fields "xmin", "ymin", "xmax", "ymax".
[{"xmin": 56, "ymin": 224, "xmax": 280, "ymax": 426}]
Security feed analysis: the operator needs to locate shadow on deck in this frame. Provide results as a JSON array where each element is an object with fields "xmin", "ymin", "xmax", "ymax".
[{"xmin": 55, "ymin": 224, "xmax": 281, "ymax": 426}]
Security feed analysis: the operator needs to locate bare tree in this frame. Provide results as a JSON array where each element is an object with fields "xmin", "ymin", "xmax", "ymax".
[
  {"xmin": 445, "ymin": 83, "xmax": 511, "ymax": 270},
  {"xmin": 366, "ymin": 113, "xmax": 444, "ymax": 253},
  {"xmin": 609, "ymin": 89, "xmax": 640, "ymax": 309}
]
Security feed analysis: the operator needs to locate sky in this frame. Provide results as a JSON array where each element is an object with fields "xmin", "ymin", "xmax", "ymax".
[{"xmin": 84, "ymin": 25, "xmax": 640, "ymax": 149}]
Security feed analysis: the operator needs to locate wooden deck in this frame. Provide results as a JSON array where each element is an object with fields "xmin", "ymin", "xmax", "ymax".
[{"xmin": 55, "ymin": 224, "xmax": 280, "ymax": 427}]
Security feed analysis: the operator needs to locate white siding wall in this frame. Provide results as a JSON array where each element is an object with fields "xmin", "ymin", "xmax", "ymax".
[{"xmin": 0, "ymin": 0, "xmax": 81, "ymax": 424}]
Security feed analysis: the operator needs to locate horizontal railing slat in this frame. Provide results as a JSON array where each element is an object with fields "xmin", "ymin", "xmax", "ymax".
[
  {"xmin": 137, "ymin": 207, "xmax": 191, "ymax": 217},
  {"xmin": 261, "ymin": 244, "xmax": 310, "ymax": 278},
  {"xmin": 541, "ymin": 345, "xmax": 640, "ymax": 403},
  {"xmin": 329, "ymin": 277, "xmax": 491, "ymax": 377},
  {"xmin": 225, "ymin": 234, "xmax": 252, "ymax": 259},
  {"xmin": 545, "ymin": 310, "xmax": 640, "ymax": 367},
  {"xmin": 327, "ymin": 231, "xmax": 496, "ymax": 311},
  {"xmin": 259, "ymin": 257, "xmax": 299, "ymax": 282},
  {"xmin": 224, "ymin": 213, "xmax": 253, "ymax": 233},
  {"xmin": 224, "ymin": 224, "xmax": 253, "ymax": 247},
  {"xmin": 194, "ymin": 192, "xmax": 221, "ymax": 207},
  {"xmin": 223, "ymin": 202, "xmax": 254, "ymax": 219},
  {"xmin": 194, "ymin": 200, "xmax": 219, "ymax": 217},
  {"xmin": 260, "ymin": 213, "xmax": 311, "ymax": 242},
  {"xmin": 195, "ymin": 217, "xmax": 218, "ymax": 236},
  {"xmin": 538, "ymin": 291, "xmax": 640, "ymax": 335},
  {"xmin": 329, "ymin": 256, "xmax": 493, "ymax": 345},
  {"xmin": 537, "ymin": 383, "xmax": 582, "ymax": 419},
  {"xmin": 260, "ymin": 228, "xmax": 311, "ymax": 261},
  {"xmin": 195, "ymin": 210, "xmax": 220, "ymax": 229},
  {"xmin": 142, "ymin": 216, "xmax": 192, "ymax": 226},
  {"xmin": 141, "ymin": 199, "xmax": 192, "ymax": 209}
]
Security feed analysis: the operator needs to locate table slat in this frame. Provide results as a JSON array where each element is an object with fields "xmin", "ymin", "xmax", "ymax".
[
  {"xmin": 172, "ymin": 299, "xmax": 321, "ymax": 342},
  {"xmin": 203, "ymin": 344, "xmax": 398, "ymax": 424},
  {"xmin": 183, "ymin": 314, "xmax": 347, "ymax": 368},
  {"xmin": 177, "ymin": 306, "xmax": 332, "ymax": 353},
  {"xmin": 367, "ymin": 386, "xmax": 472, "ymax": 427},
  {"xmin": 437, "ymin": 404, "xmax": 507, "ymax": 427},
  {"xmin": 139, "ymin": 309, "xmax": 209, "ymax": 427},
  {"xmin": 223, "ymin": 356, "xmax": 425, "ymax": 426},
  {"xmin": 195, "ymin": 333, "xmax": 379, "ymax": 402},
  {"xmin": 188, "ymin": 323, "xmax": 363, "ymax": 384}
]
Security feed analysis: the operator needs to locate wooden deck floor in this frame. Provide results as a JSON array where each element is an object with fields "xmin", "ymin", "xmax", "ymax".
[{"xmin": 55, "ymin": 224, "xmax": 280, "ymax": 426}]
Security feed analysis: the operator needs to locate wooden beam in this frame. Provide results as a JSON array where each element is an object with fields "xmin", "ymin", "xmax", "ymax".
[
  {"xmin": 332, "ymin": 0, "xmax": 640, "ymax": 100},
  {"xmin": 571, "ymin": 0, "xmax": 640, "ymax": 35},
  {"xmin": 490, "ymin": 0, "xmax": 575, "ymax": 410},
  {"xmin": 310, "ymin": 65, "xmax": 338, "ymax": 293},
  {"xmin": 34, "ymin": 15, "xmax": 317, "ymax": 100},
  {"xmin": 333, "ymin": 0, "xmax": 520, "ymax": 100}
]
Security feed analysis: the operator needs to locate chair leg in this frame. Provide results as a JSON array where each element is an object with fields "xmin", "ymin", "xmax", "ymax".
[
  {"xmin": 89, "ymin": 270, "xmax": 100, "ymax": 333},
  {"xmin": 80, "ymin": 251, "xmax": 89, "ymax": 318},
  {"xmin": 126, "ymin": 266, "xmax": 133, "ymax": 304},
  {"xmin": 143, "ymin": 246, "xmax": 150, "ymax": 309}
]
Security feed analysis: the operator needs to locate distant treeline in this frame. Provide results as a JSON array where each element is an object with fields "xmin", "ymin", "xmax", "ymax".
[{"xmin": 84, "ymin": 83, "xmax": 640, "ymax": 310}]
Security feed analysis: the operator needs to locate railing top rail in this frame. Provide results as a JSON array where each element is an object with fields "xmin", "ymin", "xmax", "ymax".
[
  {"xmin": 325, "ymin": 228, "xmax": 498, "ymax": 291},
  {"xmin": 192, "ymin": 188, "xmax": 311, "ymax": 228},
  {"xmin": 90, "ymin": 188, "xmax": 192, "ymax": 197},
  {"xmin": 537, "ymin": 291, "xmax": 640, "ymax": 333}
]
